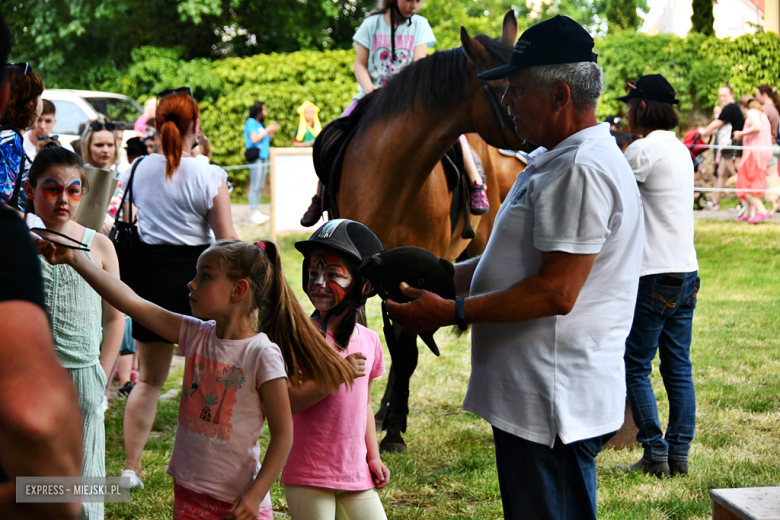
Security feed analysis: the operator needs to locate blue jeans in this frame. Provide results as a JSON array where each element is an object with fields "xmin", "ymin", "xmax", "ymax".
[
  {"xmin": 248, "ymin": 157, "xmax": 269, "ymax": 211},
  {"xmin": 492, "ymin": 427, "xmax": 615, "ymax": 520},
  {"xmin": 625, "ymin": 272, "xmax": 699, "ymax": 463}
]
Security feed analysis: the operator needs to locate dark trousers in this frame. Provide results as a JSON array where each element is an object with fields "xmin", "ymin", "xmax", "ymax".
[{"xmin": 493, "ymin": 426, "xmax": 615, "ymax": 520}]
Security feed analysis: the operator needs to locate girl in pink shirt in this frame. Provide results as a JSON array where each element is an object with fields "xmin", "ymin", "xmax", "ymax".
[
  {"xmin": 40, "ymin": 238, "xmax": 355, "ymax": 520},
  {"xmin": 283, "ymin": 219, "xmax": 390, "ymax": 520}
]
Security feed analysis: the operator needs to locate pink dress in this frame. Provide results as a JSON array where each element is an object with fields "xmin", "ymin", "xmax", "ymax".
[{"xmin": 737, "ymin": 109, "xmax": 773, "ymax": 200}]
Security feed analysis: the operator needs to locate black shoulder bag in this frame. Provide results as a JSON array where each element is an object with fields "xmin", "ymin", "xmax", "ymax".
[{"xmin": 109, "ymin": 157, "xmax": 144, "ymax": 282}]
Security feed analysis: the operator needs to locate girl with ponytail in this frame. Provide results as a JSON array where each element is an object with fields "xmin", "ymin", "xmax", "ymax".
[
  {"xmin": 118, "ymin": 87, "xmax": 238, "ymax": 490},
  {"xmin": 40, "ymin": 237, "xmax": 355, "ymax": 520}
]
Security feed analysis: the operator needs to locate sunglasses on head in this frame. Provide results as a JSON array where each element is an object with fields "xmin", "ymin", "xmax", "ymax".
[
  {"xmin": 625, "ymin": 80, "xmax": 648, "ymax": 99},
  {"xmin": 90, "ymin": 121, "xmax": 117, "ymax": 132},
  {"xmin": 157, "ymin": 87, "xmax": 193, "ymax": 100},
  {"xmin": 8, "ymin": 62, "xmax": 30, "ymax": 76}
]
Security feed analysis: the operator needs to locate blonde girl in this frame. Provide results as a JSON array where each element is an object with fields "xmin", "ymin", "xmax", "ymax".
[
  {"xmin": 40, "ymin": 238, "xmax": 356, "ymax": 520},
  {"xmin": 26, "ymin": 145, "xmax": 124, "ymax": 520}
]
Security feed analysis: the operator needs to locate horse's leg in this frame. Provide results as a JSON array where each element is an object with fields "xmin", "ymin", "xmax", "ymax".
[{"xmin": 379, "ymin": 323, "xmax": 419, "ymax": 453}]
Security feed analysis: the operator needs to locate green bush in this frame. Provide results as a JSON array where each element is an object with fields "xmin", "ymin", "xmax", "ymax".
[{"xmin": 74, "ymin": 30, "xmax": 780, "ymax": 191}]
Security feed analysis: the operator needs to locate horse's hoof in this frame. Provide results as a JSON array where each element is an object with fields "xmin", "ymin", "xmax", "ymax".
[
  {"xmin": 379, "ymin": 430, "xmax": 407, "ymax": 453},
  {"xmin": 375, "ymin": 420, "xmax": 384, "ymax": 432},
  {"xmin": 379, "ymin": 441, "xmax": 408, "ymax": 454}
]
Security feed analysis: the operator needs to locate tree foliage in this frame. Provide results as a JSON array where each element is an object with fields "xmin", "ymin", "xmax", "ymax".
[
  {"xmin": 691, "ymin": 0, "xmax": 715, "ymax": 36},
  {"xmin": 605, "ymin": 0, "xmax": 641, "ymax": 32}
]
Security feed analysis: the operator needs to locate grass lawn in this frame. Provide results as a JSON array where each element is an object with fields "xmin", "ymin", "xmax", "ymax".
[{"xmin": 105, "ymin": 219, "xmax": 780, "ymax": 519}]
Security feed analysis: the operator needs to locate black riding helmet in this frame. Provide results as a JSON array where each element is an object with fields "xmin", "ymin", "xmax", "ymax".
[{"xmin": 295, "ymin": 219, "xmax": 384, "ymax": 334}]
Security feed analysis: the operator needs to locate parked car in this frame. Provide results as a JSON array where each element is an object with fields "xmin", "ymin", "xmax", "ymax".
[{"xmin": 42, "ymin": 89, "xmax": 143, "ymax": 169}]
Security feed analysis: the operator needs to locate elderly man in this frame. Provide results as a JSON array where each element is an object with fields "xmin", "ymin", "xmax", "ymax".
[{"xmin": 387, "ymin": 16, "xmax": 644, "ymax": 520}]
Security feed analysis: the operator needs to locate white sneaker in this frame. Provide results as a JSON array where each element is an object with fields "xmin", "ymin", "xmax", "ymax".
[
  {"xmin": 250, "ymin": 211, "xmax": 270, "ymax": 224},
  {"xmin": 120, "ymin": 469, "xmax": 144, "ymax": 490}
]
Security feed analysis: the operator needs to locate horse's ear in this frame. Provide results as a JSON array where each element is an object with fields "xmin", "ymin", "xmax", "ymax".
[
  {"xmin": 501, "ymin": 10, "xmax": 518, "ymax": 46},
  {"xmin": 460, "ymin": 27, "xmax": 492, "ymax": 69}
]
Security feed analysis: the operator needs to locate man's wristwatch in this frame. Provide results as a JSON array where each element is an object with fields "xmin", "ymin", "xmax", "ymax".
[{"xmin": 455, "ymin": 297, "xmax": 468, "ymax": 331}]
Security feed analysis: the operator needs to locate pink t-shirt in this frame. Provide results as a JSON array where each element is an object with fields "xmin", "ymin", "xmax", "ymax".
[
  {"xmin": 281, "ymin": 324, "xmax": 385, "ymax": 490},
  {"xmin": 134, "ymin": 114, "xmax": 149, "ymax": 134},
  {"xmin": 167, "ymin": 316, "xmax": 288, "ymax": 505}
]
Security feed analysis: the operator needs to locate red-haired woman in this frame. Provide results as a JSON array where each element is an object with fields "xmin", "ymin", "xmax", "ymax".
[
  {"xmin": 119, "ymin": 88, "xmax": 238, "ymax": 490},
  {"xmin": 0, "ymin": 62, "xmax": 43, "ymax": 210}
]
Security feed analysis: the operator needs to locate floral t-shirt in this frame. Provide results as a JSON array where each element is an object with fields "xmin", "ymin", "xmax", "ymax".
[
  {"xmin": 352, "ymin": 13, "xmax": 436, "ymax": 99},
  {"xmin": 0, "ymin": 129, "xmax": 31, "ymax": 210},
  {"xmin": 167, "ymin": 317, "xmax": 288, "ymax": 505}
]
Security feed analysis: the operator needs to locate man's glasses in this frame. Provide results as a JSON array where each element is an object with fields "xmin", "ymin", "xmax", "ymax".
[
  {"xmin": 37, "ymin": 134, "xmax": 59, "ymax": 141},
  {"xmin": 90, "ymin": 121, "xmax": 117, "ymax": 132}
]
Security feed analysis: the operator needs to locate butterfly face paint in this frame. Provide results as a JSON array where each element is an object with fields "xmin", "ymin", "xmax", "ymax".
[
  {"xmin": 307, "ymin": 251, "xmax": 354, "ymax": 312},
  {"xmin": 40, "ymin": 177, "xmax": 82, "ymax": 205}
]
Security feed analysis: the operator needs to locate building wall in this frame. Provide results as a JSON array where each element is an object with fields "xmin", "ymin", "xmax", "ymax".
[{"xmin": 643, "ymin": 0, "xmax": 770, "ymax": 38}]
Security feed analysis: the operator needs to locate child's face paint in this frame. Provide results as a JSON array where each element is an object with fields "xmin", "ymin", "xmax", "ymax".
[
  {"xmin": 31, "ymin": 166, "xmax": 84, "ymax": 225},
  {"xmin": 307, "ymin": 250, "xmax": 354, "ymax": 312}
]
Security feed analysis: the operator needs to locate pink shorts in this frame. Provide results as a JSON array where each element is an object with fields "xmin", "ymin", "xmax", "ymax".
[{"xmin": 173, "ymin": 482, "xmax": 274, "ymax": 520}]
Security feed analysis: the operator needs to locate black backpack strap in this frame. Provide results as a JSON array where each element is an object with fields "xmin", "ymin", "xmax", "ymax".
[{"xmin": 114, "ymin": 156, "xmax": 144, "ymax": 227}]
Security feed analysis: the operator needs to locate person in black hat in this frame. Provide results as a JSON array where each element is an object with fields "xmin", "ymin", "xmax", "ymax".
[
  {"xmin": 284, "ymin": 219, "xmax": 392, "ymax": 518},
  {"xmin": 617, "ymin": 74, "xmax": 700, "ymax": 478},
  {"xmin": 386, "ymin": 15, "xmax": 645, "ymax": 520},
  {"xmin": 604, "ymin": 115, "xmax": 625, "ymax": 132}
]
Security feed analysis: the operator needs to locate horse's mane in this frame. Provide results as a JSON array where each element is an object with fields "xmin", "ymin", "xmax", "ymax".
[{"xmin": 361, "ymin": 34, "xmax": 513, "ymax": 122}]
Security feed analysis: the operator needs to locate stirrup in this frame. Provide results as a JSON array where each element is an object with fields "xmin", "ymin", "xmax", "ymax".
[{"xmin": 300, "ymin": 195, "xmax": 323, "ymax": 227}]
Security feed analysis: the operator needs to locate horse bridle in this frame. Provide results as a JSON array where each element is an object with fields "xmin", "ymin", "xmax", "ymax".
[{"xmin": 477, "ymin": 71, "xmax": 520, "ymax": 151}]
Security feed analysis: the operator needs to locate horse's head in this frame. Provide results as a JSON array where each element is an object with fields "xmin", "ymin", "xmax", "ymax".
[{"xmin": 460, "ymin": 11, "xmax": 527, "ymax": 151}]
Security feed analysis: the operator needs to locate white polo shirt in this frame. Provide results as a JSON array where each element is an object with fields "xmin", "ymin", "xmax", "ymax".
[
  {"xmin": 463, "ymin": 123, "xmax": 644, "ymax": 447},
  {"xmin": 624, "ymin": 130, "xmax": 698, "ymax": 276}
]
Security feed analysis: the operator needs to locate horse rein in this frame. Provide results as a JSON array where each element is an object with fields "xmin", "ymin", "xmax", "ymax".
[{"xmin": 479, "ymin": 77, "xmax": 518, "ymax": 151}]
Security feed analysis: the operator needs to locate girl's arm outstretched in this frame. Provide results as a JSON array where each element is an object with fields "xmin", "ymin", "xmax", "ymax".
[
  {"xmin": 39, "ymin": 242, "xmax": 182, "ymax": 344},
  {"xmin": 228, "ymin": 378, "xmax": 293, "ymax": 520}
]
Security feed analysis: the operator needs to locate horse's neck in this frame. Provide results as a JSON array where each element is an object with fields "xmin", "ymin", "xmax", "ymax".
[{"xmin": 349, "ymin": 107, "xmax": 472, "ymax": 189}]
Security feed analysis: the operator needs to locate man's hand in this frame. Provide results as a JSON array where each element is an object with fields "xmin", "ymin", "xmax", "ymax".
[
  {"xmin": 385, "ymin": 283, "xmax": 456, "ymax": 335},
  {"xmin": 345, "ymin": 352, "xmax": 367, "ymax": 378}
]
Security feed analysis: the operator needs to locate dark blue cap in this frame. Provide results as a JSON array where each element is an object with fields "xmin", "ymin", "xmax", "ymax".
[{"xmin": 478, "ymin": 16, "xmax": 597, "ymax": 80}]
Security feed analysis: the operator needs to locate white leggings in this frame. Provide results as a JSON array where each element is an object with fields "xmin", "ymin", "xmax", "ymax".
[{"xmin": 285, "ymin": 485, "xmax": 387, "ymax": 520}]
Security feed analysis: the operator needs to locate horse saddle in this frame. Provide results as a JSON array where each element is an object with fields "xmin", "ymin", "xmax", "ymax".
[
  {"xmin": 498, "ymin": 148, "xmax": 529, "ymax": 165},
  {"xmin": 359, "ymin": 246, "xmax": 456, "ymax": 357},
  {"xmin": 312, "ymin": 92, "xmax": 379, "ymax": 219},
  {"xmin": 312, "ymin": 94, "xmax": 476, "ymax": 239}
]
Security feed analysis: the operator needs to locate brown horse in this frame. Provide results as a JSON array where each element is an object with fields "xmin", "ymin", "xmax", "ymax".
[
  {"xmin": 336, "ymin": 12, "xmax": 525, "ymax": 258},
  {"xmin": 324, "ymin": 12, "xmax": 528, "ymax": 451}
]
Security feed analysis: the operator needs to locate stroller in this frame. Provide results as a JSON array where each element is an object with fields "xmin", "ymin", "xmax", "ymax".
[{"xmin": 683, "ymin": 130, "xmax": 710, "ymax": 209}]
